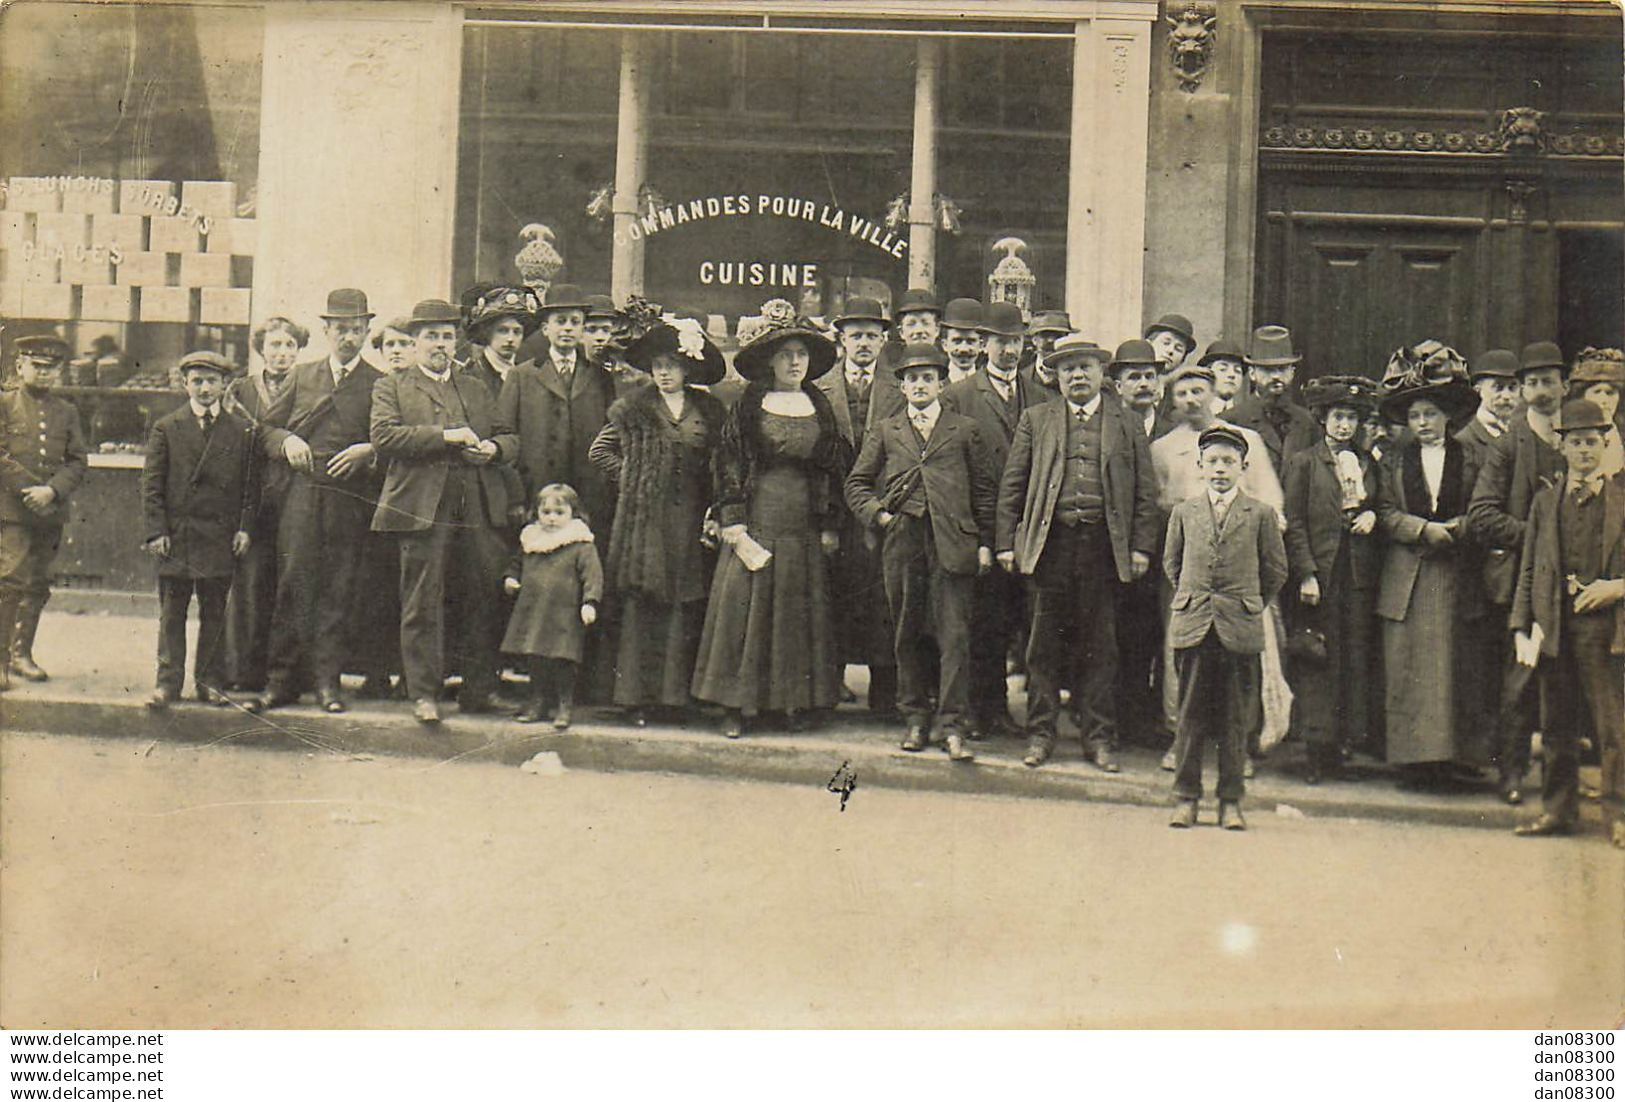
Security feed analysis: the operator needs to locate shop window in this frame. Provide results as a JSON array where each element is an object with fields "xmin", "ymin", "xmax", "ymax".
[{"xmin": 0, "ymin": 0, "xmax": 262, "ymax": 454}]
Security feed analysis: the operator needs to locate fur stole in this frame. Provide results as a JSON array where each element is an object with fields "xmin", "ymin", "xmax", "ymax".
[
  {"xmin": 716, "ymin": 381, "xmax": 850, "ymax": 525},
  {"xmin": 520, "ymin": 517, "xmax": 594, "ymax": 555}
]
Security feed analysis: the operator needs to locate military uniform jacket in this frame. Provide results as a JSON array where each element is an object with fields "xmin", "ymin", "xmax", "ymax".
[
  {"xmin": 1164, "ymin": 491, "xmax": 1289, "ymax": 654},
  {"xmin": 0, "ymin": 386, "xmax": 86, "ymax": 526},
  {"xmin": 140, "ymin": 405, "xmax": 260, "ymax": 579},
  {"xmin": 844, "ymin": 407, "xmax": 997, "ymax": 576},
  {"xmin": 370, "ymin": 366, "xmax": 511, "ymax": 534}
]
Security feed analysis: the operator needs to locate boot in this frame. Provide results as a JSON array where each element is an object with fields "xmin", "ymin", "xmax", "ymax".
[
  {"xmin": 9, "ymin": 599, "xmax": 48, "ymax": 681},
  {"xmin": 552, "ymin": 681, "xmax": 574, "ymax": 730}
]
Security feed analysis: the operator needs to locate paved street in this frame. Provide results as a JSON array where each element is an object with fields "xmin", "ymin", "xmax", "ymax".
[{"xmin": 2, "ymin": 731, "xmax": 1620, "ymax": 1029}]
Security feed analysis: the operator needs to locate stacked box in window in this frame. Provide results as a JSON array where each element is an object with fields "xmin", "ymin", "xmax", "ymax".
[
  {"xmin": 62, "ymin": 249, "xmax": 114, "ymax": 286},
  {"xmin": 0, "ymin": 282, "xmax": 21, "ymax": 317},
  {"xmin": 93, "ymin": 213, "xmax": 146, "ymax": 256},
  {"xmin": 149, "ymin": 216, "xmax": 201, "ymax": 255},
  {"xmin": 139, "ymin": 287, "xmax": 194, "ymax": 323},
  {"xmin": 20, "ymin": 284, "xmax": 73, "ymax": 318},
  {"xmin": 201, "ymin": 289, "xmax": 251, "ymax": 326},
  {"xmin": 60, "ymin": 180, "xmax": 115, "ymax": 215},
  {"xmin": 82, "ymin": 286, "xmax": 136, "ymax": 322},
  {"xmin": 6, "ymin": 179, "xmax": 61, "ymax": 214},
  {"xmin": 0, "ymin": 211, "xmax": 29, "ymax": 252},
  {"xmin": 34, "ymin": 212, "xmax": 89, "ymax": 257},
  {"xmin": 204, "ymin": 218, "xmax": 256, "ymax": 257},
  {"xmin": 180, "ymin": 182, "xmax": 237, "ymax": 221},
  {"xmin": 116, "ymin": 252, "xmax": 168, "ymax": 287},
  {"xmin": 118, "ymin": 180, "xmax": 174, "ymax": 217}
]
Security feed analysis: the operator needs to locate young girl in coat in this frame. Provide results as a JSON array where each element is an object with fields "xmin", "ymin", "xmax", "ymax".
[{"xmin": 502, "ymin": 483, "xmax": 604, "ymax": 727}]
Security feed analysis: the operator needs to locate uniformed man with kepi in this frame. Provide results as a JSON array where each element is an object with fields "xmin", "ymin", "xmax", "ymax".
[{"xmin": 0, "ymin": 333, "xmax": 86, "ymax": 690}]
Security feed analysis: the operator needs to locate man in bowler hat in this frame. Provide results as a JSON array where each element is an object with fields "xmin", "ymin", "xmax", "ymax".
[
  {"xmin": 1456, "ymin": 349, "xmax": 1523, "ymax": 467},
  {"xmin": 939, "ymin": 298, "xmax": 985, "ymax": 386},
  {"xmin": 1508, "ymin": 399, "xmax": 1624, "ymax": 847},
  {"xmin": 996, "ymin": 334, "xmax": 1160, "ymax": 769},
  {"xmin": 1145, "ymin": 313, "xmax": 1196, "ymax": 373},
  {"xmin": 140, "ymin": 351, "xmax": 260, "ymax": 710},
  {"xmin": 255, "ymin": 288, "xmax": 386, "ymax": 714},
  {"xmin": 0, "ymin": 333, "xmax": 85, "ymax": 690},
  {"xmin": 1468, "ymin": 340, "xmax": 1569, "ymax": 803},
  {"xmin": 371, "ymin": 300, "xmax": 513, "ymax": 724}
]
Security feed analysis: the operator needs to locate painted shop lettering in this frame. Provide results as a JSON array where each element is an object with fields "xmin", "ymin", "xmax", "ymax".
[
  {"xmin": 614, "ymin": 193, "xmax": 905, "ymax": 259},
  {"xmin": 698, "ymin": 262, "xmax": 819, "ymax": 287},
  {"xmin": 21, "ymin": 240, "xmax": 125, "ymax": 265}
]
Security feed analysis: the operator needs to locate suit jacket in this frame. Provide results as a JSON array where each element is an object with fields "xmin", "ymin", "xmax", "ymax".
[
  {"xmin": 1224, "ymin": 395, "xmax": 1319, "ymax": 477},
  {"xmin": 1453, "ymin": 415, "xmax": 1503, "ymax": 469},
  {"xmin": 369, "ymin": 367, "xmax": 510, "ymax": 533},
  {"xmin": 995, "ymin": 392, "xmax": 1160, "ymax": 582},
  {"xmin": 1282, "ymin": 440, "xmax": 1381, "ymax": 589},
  {"xmin": 1510, "ymin": 473, "xmax": 1625, "ymax": 657},
  {"xmin": 942, "ymin": 366, "xmax": 1055, "ymax": 478},
  {"xmin": 844, "ymin": 407, "xmax": 996, "ymax": 576},
  {"xmin": 141, "ymin": 405, "xmax": 260, "ymax": 578},
  {"xmin": 1375, "ymin": 437, "xmax": 1484, "ymax": 622},
  {"xmin": 0, "ymin": 386, "xmax": 86, "ymax": 526},
  {"xmin": 259, "ymin": 358, "xmax": 384, "ymax": 491},
  {"xmin": 1467, "ymin": 415, "xmax": 1566, "ymax": 606},
  {"xmin": 812, "ymin": 367, "xmax": 867, "ymax": 453},
  {"xmin": 491, "ymin": 347, "xmax": 616, "ymax": 526},
  {"xmin": 1164, "ymin": 491, "xmax": 1288, "ymax": 653},
  {"xmin": 455, "ymin": 354, "xmax": 527, "ymax": 520}
]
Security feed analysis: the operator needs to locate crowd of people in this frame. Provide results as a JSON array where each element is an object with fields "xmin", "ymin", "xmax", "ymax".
[{"xmin": 1, "ymin": 283, "xmax": 1620, "ymax": 842}]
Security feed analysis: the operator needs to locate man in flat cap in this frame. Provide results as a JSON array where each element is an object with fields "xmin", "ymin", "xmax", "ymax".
[
  {"xmin": 1469, "ymin": 340, "xmax": 1570, "ymax": 804},
  {"xmin": 372, "ymin": 300, "xmax": 513, "ymax": 724},
  {"xmin": 996, "ymin": 335, "xmax": 1160, "ymax": 770},
  {"xmin": 0, "ymin": 333, "xmax": 85, "ymax": 689},
  {"xmin": 253, "ymin": 288, "xmax": 385, "ymax": 714}
]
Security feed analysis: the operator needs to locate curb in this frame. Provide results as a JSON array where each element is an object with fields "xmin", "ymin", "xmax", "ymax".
[{"xmin": 0, "ymin": 690, "xmax": 1538, "ymax": 832}]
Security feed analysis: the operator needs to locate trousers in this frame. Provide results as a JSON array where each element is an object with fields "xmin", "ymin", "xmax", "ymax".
[
  {"xmin": 1024, "ymin": 520, "xmax": 1119, "ymax": 745},
  {"xmin": 880, "ymin": 513, "xmax": 972, "ymax": 733},
  {"xmin": 0, "ymin": 521, "xmax": 62, "ymax": 660},
  {"xmin": 267, "ymin": 474, "xmax": 375, "ymax": 693},
  {"xmin": 1172, "ymin": 628, "xmax": 1259, "ymax": 802},
  {"xmin": 1537, "ymin": 614, "xmax": 1624, "ymax": 827},
  {"xmin": 156, "ymin": 575, "xmax": 232, "ymax": 694}
]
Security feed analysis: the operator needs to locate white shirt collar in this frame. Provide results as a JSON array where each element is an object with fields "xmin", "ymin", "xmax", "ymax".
[
  {"xmin": 189, "ymin": 399, "xmax": 220, "ymax": 419},
  {"xmin": 909, "ymin": 400, "xmax": 942, "ymax": 426},
  {"xmin": 1568, "ymin": 470, "xmax": 1606, "ymax": 494},
  {"xmin": 1066, "ymin": 394, "xmax": 1102, "ymax": 420},
  {"xmin": 329, "ymin": 352, "xmax": 361, "ymax": 379},
  {"xmin": 1140, "ymin": 406, "xmax": 1157, "ymax": 433},
  {"xmin": 846, "ymin": 359, "xmax": 874, "ymax": 384},
  {"xmin": 417, "ymin": 362, "xmax": 452, "ymax": 384},
  {"xmin": 1208, "ymin": 485, "xmax": 1239, "ymax": 510},
  {"xmin": 550, "ymin": 345, "xmax": 577, "ymax": 372},
  {"xmin": 1476, "ymin": 406, "xmax": 1506, "ymax": 437}
]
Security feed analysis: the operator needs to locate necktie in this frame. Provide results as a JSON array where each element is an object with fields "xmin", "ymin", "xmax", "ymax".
[
  {"xmin": 1213, "ymin": 497, "xmax": 1230, "ymax": 527},
  {"xmin": 201, "ymin": 410, "xmax": 215, "ymax": 434},
  {"xmin": 850, "ymin": 369, "xmax": 871, "ymax": 399},
  {"xmin": 912, "ymin": 411, "xmax": 932, "ymax": 443},
  {"xmin": 1572, "ymin": 478, "xmax": 1600, "ymax": 504}
]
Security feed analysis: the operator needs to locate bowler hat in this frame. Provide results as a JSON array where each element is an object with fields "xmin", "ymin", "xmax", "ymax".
[
  {"xmin": 940, "ymin": 298, "xmax": 985, "ymax": 331},
  {"xmin": 733, "ymin": 301, "xmax": 838, "ymax": 383},
  {"xmin": 177, "ymin": 350, "xmax": 235, "ymax": 377},
  {"xmin": 1048, "ymin": 334, "xmax": 1110, "ymax": 371},
  {"xmin": 623, "ymin": 315, "xmax": 726, "ymax": 386},
  {"xmin": 894, "ymin": 289, "xmax": 941, "ymax": 318},
  {"xmin": 1378, "ymin": 378, "xmax": 1479, "ymax": 423},
  {"xmin": 583, "ymin": 294, "xmax": 621, "ymax": 321},
  {"xmin": 320, "ymin": 288, "xmax": 373, "ymax": 320},
  {"xmin": 1198, "ymin": 338, "xmax": 1245, "ymax": 366},
  {"xmin": 1302, "ymin": 374, "xmax": 1378, "ymax": 414},
  {"xmin": 978, "ymin": 301, "xmax": 1026, "ymax": 338},
  {"xmin": 12, "ymin": 334, "xmax": 69, "ymax": 362},
  {"xmin": 1109, "ymin": 338, "xmax": 1162, "ymax": 373},
  {"xmin": 1166, "ymin": 363, "xmax": 1216, "ymax": 389},
  {"xmin": 1470, "ymin": 349, "xmax": 1520, "ymax": 381},
  {"xmin": 891, "ymin": 341, "xmax": 949, "ymax": 379},
  {"xmin": 833, "ymin": 296, "xmax": 889, "ymax": 330},
  {"xmin": 402, "ymin": 299, "xmax": 463, "ymax": 332},
  {"xmin": 1028, "ymin": 310, "xmax": 1073, "ymax": 336},
  {"xmin": 1245, "ymin": 325, "xmax": 1302, "ymax": 367},
  {"xmin": 539, "ymin": 283, "xmax": 591, "ymax": 315},
  {"xmin": 1556, "ymin": 398, "xmax": 1613, "ymax": 434},
  {"xmin": 1197, "ymin": 424, "xmax": 1249, "ymax": 456},
  {"xmin": 1570, "ymin": 347, "xmax": 1624, "ymax": 388},
  {"xmin": 1144, "ymin": 313, "xmax": 1195, "ymax": 347},
  {"xmin": 1518, "ymin": 340, "xmax": 1566, "ymax": 375}
]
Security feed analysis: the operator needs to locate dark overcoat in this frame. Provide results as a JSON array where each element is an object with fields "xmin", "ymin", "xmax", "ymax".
[
  {"xmin": 491, "ymin": 348, "xmax": 617, "ymax": 529},
  {"xmin": 1224, "ymin": 395, "xmax": 1319, "ymax": 477},
  {"xmin": 140, "ymin": 405, "xmax": 260, "ymax": 579},
  {"xmin": 1511, "ymin": 473, "xmax": 1625, "ymax": 657},
  {"xmin": 500, "ymin": 528, "xmax": 605, "ymax": 660},
  {"xmin": 369, "ymin": 368, "xmax": 509, "ymax": 533},
  {"xmin": 1282, "ymin": 440, "xmax": 1382, "ymax": 590},
  {"xmin": 1467, "ymin": 417, "xmax": 1566, "ymax": 605}
]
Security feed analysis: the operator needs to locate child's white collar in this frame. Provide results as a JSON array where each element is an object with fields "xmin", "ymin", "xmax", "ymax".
[{"xmin": 520, "ymin": 518, "xmax": 594, "ymax": 554}]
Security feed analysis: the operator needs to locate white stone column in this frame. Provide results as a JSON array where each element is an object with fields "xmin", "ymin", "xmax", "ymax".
[
  {"xmin": 1066, "ymin": 11, "xmax": 1154, "ymax": 345},
  {"xmin": 907, "ymin": 37, "xmax": 941, "ymax": 293},
  {"xmin": 611, "ymin": 31, "xmax": 652, "ymax": 304},
  {"xmin": 254, "ymin": 1, "xmax": 463, "ymax": 338}
]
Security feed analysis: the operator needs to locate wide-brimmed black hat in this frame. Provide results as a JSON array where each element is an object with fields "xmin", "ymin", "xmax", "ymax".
[
  {"xmin": 978, "ymin": 301, "xmax": 1026, "ymax": 338},
  {"xmin": 320, "ymin": 288, "xmax": 373, "ymax": 320},
  {"xmin": 177, "ymin": 350, "xmax": 235, "ymax": 377},
  {"xmin": 1556, "ymin": 398, "xmax": 1613, "ymax": 433},
  {"xmin": 1198, "ymin": 338, "xmax": 1245, "ymax": 366},
  {"xmin": 1245, "ymin": 325, "xmax": 1302, "ymax": 367},
  {"xmin": 12, "ymin": 334, "xmax": 69, "ymax": 363},
  {"xmin": 623, "ymin": 315, "xmax": 726, "ymax": 386},
  {"xmin": 833, "ymin": 296, "xmax": 889, "ymax": 330},
  {"xmin": 1519, "ymin": 340, "xmax": 1566, "ymax": 375},
  {"xmin": 402, "ymin": 299, "xmax": 463, "ymax": 333},
  {"xmin": 539, "ymin": 283, "xmax": 591, "ymax": 315},
  {"xmin": 734, "ymin": 302, "xmax": 837, "ymax": 382},
  {"xmin": 940, "ymin": 298, "xmax": 985, "ymax": 332},
  {"xmin": 891, "ymin": 341, "xmax": 949, "ymax": 379},
  {"xmin": 1144, "ymin": 313, "xmax": 1195, "ymax": 347},
  {"xmin": 1048, "ymin": 334, "xmax": 1110, "ymax": 371},
  {"xmin": 1379, "ymin": 378, "xmax": 1479, "ymax": 423},
  {"xmin": 1109, "ymin": 338, "xmax": 1163, "ymax": 373},
  {"xmin": 1470, "ymin": 349, "xmax": 1520, "ymax": 381},
  {"xmin": 894, "ymin": 289, "xmax": 941, "ymax": 318},
  {"xmin": 1303, "ymin": 374, "xmax": 1379, "ymax": 414},
  {"xmin": 463, "ymin": 283, "xmax": 541, "ymax": 338}
]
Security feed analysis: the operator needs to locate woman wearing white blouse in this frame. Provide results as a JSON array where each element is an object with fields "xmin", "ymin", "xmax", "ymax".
[{"xmin": 1373, "ymin": 378, "xmax": 1489, "ymax": 787}]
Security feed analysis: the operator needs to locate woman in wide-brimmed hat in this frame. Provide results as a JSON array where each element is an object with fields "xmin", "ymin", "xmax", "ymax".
[
  {"xmin": 690, "ymin": 299, "xmax": 849, "ymax": 737},
  {"xmin": 587, "ymin": 314, "xmax": 727, "ymax": 721},
  {"xmin": 1373, "ymin": 376, "xmax": 1490, "ymax": 787},
  {"xmin": 1568, "ymin": 347, "xmax": 1624, "ymax": 476}
]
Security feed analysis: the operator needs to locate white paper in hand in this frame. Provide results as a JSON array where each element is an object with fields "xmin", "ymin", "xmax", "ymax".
[{"xmin": 732, "ymin": 532, "xmax": 774, "ymax": 572}]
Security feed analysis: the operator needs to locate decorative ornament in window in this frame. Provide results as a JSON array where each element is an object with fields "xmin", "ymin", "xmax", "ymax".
[
  {"xmin": 988, "ymin": 237, "xmax": 1036, "ymax": 318},
  {"xmin": 515, "ymin": 223, "xmax": 564, "ymax": 298}
]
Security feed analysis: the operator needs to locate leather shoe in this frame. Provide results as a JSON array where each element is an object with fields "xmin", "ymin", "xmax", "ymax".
[
  {"xmin": 721, "ymin": 714, "xmax": 743, "ymax": 740},
  {"xmin": 10, "ymin": 655, "xmax": 48, "ymax": 682},
  {"xmin": 256, "ymin": 687, "xmax": 300, "ymax": 712},
  {"xmin": 901, "ymin": 725, "xmax": 929, "ymax": 752},
  {"xmin": 146, "ymin": 687, "xmax": 178, "ymax": 711},
  {"xmin": 1168, "ymin": 800, "xmax": 1198, "ymax": 829},
  {"xmin": 1219, "ymin": 802, "xmax": 1247, "ymax": 831},
  {"xmin": 552, "ymin": 704, "xmax": 572, "ymax": 730},
  {"xmin": 412, "ymin": 698, "xmax": 441, "ymax": 724},
  {"xmin": 1500, "ymin": 781, "xmax": 1523, "ymax": 806},
  {"xmin": 1243, "ymin": 757, "xmax": 1256, "ymax": 780},
  {"xmin": 317, "ymin": 687, "xmax": 347, "ymax": 714},
  {"xmin": 1514, "ymin": 814, "xmax": 1573, "ymax": 837},
  {"xmin": 1160, "ymin": 749, "xmax": 1177, "ymax": 772},
  {"xmin": 1022, "ymin": 738, "xmax": 1052, "ymax": 768},
  {"xmin": 515, "ymin": 703, "xmax": 547, "ymax": 724},
  {"xmin": 1092, "ymin": 744, "xmax": 1120, "ymax": 773},
  {"xmin": 944, "ymin": 733, "xmax": 974, "ymax": 763}
]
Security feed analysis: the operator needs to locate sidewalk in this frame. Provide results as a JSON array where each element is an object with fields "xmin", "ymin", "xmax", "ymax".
[{"xmin": 0, "ymin": 607, "xmax": 1589, "ymax": 834}]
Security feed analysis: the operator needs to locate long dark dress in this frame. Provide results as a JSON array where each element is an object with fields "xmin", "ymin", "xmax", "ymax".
[
  {"xmin": 691, "ymin": 388, "xmax": 847, "ymax": 715},
  {"xmin": 589, "ymin": 386, "xmax": 722, "ymax": 707}
]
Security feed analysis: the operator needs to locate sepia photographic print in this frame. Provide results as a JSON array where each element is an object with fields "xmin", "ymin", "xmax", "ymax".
[{"xmin": 0, "ymin": 0, "xmax": 1622, "ymax": 1070}]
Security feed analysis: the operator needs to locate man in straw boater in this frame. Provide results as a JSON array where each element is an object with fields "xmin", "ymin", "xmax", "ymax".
[
  {"xmin": 0, "ymin": 332, "xmax": 85, "ymax": 691},
  {"xmin": 944, "ymin": 300, "xmax": 1055, "ymax": 741},
  {"xmin": 1468, "ymin": 340, "xmax": 1570, "ymax": 805},
  {"xmin": 254, "ymin": 289, "xmax": 385, "ymax": 715},
  {"xmin": 846, "ymin": 342, "xmax": 998, "ymax": 764},
  {"xmin": 1507, "ymin": 398, "xmax": 1624, "ymax": 848},
  {"xmin": 140, "ymin": 351, "xmax": 260, "ymax": 710},
  {"xmin": 996, "ymin": 334, "xmax": 1160, "ymax": 770},
  {"xmin": 371, "ymin": 299, "xmax": 513, "ymax": 725}
]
